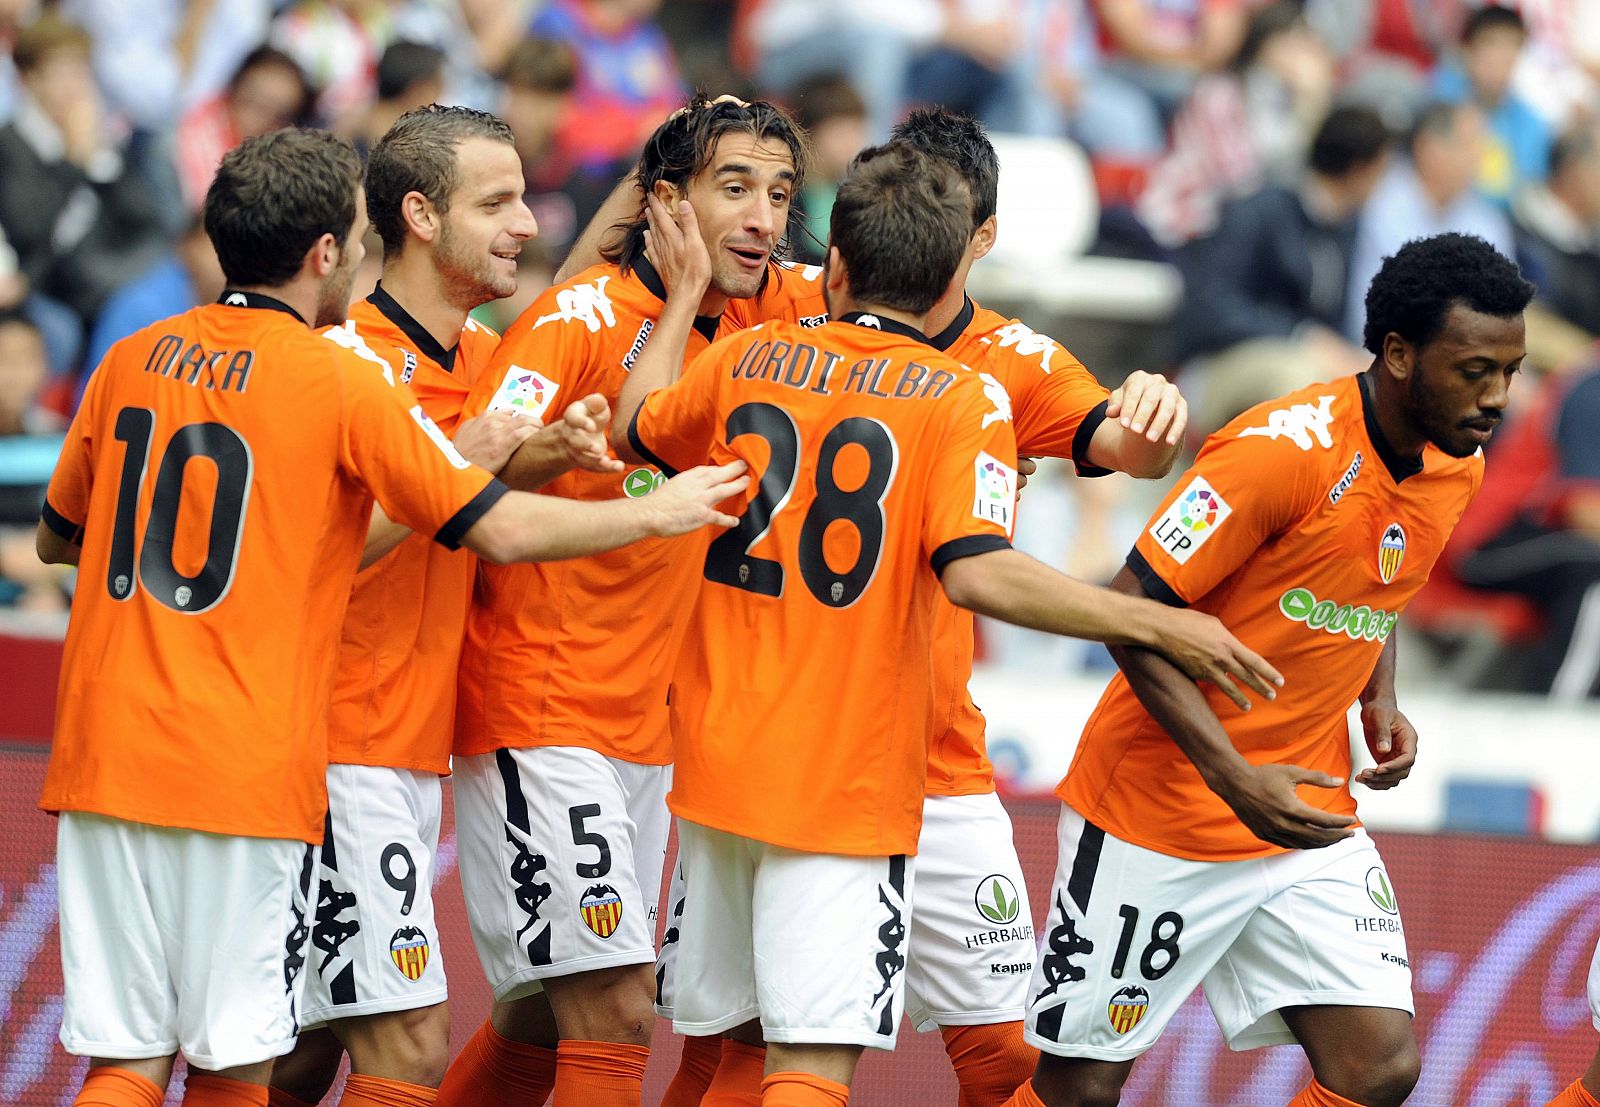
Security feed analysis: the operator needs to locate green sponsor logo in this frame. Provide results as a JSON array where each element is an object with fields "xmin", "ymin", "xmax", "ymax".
[
  {"xmin": 975, "ymin": 875, "xmax": 1020, "ymax": 926},
  {"xmin": 622, "ymin": 468, "xmax": 666, "ymax": 498},
  {"xmin": 1365, "ymin": 867, "xmax": 1398, "ymax": 915},
  {"xmin": 1279, "ymin": 587, "xmax": 1396, "ymax": 641}
]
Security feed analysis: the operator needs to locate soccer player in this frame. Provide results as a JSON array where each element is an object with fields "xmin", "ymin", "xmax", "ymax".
[
  {"xmin": 1003, "ymin": 233, "xmax": 1534, "ymax": 1107},
  {"xmin": 1547, "ymin": 945, "xmax": 1600, "ymax": 1106},
  {"xmin": 434, "ymin": 98, "xmax": 812, "ymax": 1107},
  {"xmin": 266, "ymin": 106, "xmax": 625, "ymax": 1107},
  {"xmin": 34, "ymin": 127, "xmax": 747, "ymax": 1107}
]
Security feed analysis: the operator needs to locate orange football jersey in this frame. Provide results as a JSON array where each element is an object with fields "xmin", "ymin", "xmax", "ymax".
[
  {"xmin": 632, "ymin": 313, "xmax": 1020, "ymax": 856},
  {"xmin": 1062, "ymin": 373, "xmax": 1482, "ymax": 861},
  {"xmin": 454, "ymin": 258, "xmax": 741, "ymax": 764},
  {"xmin": 326, "ymin": 287, "xmax": 501, "ymax": 774},
  {"xmin": 40, "ymin": 293, "xmax": 505, "ymax": 843}
]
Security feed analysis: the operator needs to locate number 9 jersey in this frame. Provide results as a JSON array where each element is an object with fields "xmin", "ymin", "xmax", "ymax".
[{"xmin": 628, "ymin": 313, "xmax": 1020, "ymax": 857}]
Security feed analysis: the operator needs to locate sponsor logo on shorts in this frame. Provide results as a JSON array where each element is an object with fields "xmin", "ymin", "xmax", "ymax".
[
  {"xmin": 1033, "ymin": 891, "xmax": 1095, "ymax": 1003},
  {"xmin": 1381, "ymin": 951, "xmax": 1410, "ymax": 969},
  {"xmin": 1355, "ymin": 916, "xmax": 1404, "ymax": 934},
  {"xmin": 976, "ymin": 875, "xmax": 1021, "ymax": 926},
  {"xmin": 1149, "ymin": 476, "xmax": 1231, "ymax": 564},
  {"xmin": 991, "ymin": 961, "xmax": 1033, "ymax": 975},
  {"xmin": 622, "ymin": 468, "xmax": 666, "ymax": 498},
  {"xmin": 1107, "ymin": 985, "xmax": 1150, "ymax": 1035},
  {"xmin": 1379, "ymin": 522, "xmax": 1407, "ymax": 584},
  {"xmin": 580, "ymin": 883, "xmax": 624, "ymax": 939},
  {"xmin": 389, "ymin": 926, "xmax": 430, "ymax": 981},
  {"xmin": 1366, "ymin": 867, "xmax": 1399, "ymax": 914},
  {"xmin": 1278, "ymin": 587, "xmax": 1398, "ymax": 642},
  {"xmin": 871, "ymin": 855, "xmax": 910, "ymax": 1036},
  {"xmin": 1328, "ymin": 451, "xmax": 1363, "ymax": 504}
]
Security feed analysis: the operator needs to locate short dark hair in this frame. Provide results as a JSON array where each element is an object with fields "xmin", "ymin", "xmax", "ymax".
[
  {"xmin": 1462, "ymin": 4, "xmax": 1525, "ymax": 44},
  {"xmin": 501, "ymin": 36, "xmax": 577, "ymax": 93},
  {"xmin": 889, "ymin": 108, "xmax": 998, "ymax": 231},
  {"xmin": 377, "ymin": 40, "xmax": 445, "ymax": 101},
  {"xmin": 830, "ymin": 142, "xmax": 970, "ymax": 315},
  {"xmin": 366, "ymin": 105, "xmax": 516, "ymax": 259},
  {"xmin": 1407, "ymin": 100, "xmax": 1470, "ymax": 156},
  {"xmin": 204, "ymin": 128, "xmax": 363, "ymax": 287},
  {"xmin": 12, "ymin": 13, "xmax": 90, "ymax": 74},
  {"xmin": 793, "ymin": 73, "xmax": 866, "ymax": 133},
  {"xmin": 1308, "ymin": 105, "xmax": 1390, "ymax": 177},
  {"xmin": 1232, "ymin": 1, "xmax": 1307, "ymax": 72},
  {"xmin": 227, "ymin": 45, "xmax": 312, "ymax": 122},
  {"xmin": 1550, "ymin": 123, "xmax": 1600, "ymax": 179},
  {"xmin": 604, "ymin": 96, "xmax": 809, "ymax": 274},
  {"xmin": 1362, "ymin": 233, "xmax": 1534, "ymax": 355}
]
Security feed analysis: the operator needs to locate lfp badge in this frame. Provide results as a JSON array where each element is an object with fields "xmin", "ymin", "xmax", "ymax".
[{"xmin": 1378, "ymin": 522, "xmax": 1407, "ymax": 584}]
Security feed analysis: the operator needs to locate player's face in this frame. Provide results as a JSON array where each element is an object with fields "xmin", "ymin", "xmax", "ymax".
[
  {"xmin": 436, "ymin": 138, "xmax": 538, "ymax": 308},
  {"xmin": 682, "ymin": 132, "xmax": 795, "ymax": 300},
  {"xmin": 1404, "ymin": 303, "xmax": 1523, "ymax": 458},
  {"xmin": 315, "ymin": 198, "xmax": 368, "ymax": 328}
]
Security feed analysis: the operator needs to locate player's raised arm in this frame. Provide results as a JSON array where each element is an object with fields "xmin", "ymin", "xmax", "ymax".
[{"xmin": 553, "ymin": 169, "xmax": 641, "ymax": 283}]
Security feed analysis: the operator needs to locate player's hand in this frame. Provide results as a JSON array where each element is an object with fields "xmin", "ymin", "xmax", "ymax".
[
  {"xmin": 1016, "ymin": 457, "xmax": 1038, "ymax": 497},
  {"xmin": 453, "ymin": 409, "xmax": 540, "ymax": 471},
  {"xmin": 1217, "ymin": 763, "xmax": 1357, "ymax": 850},
  {"xmin": 557, "ymin": 394, "xmax": 624, "ymax": 474},
  {"xmin": 1106, "ymin": 370, "xmax": 1185, "ymax": 447},
  {"xmin": 1157, "ymin": 609, "xmax": 1283, "ymax": 710},
  {"xmin": 643, "ymin": 193, "xmax": 712, "ymax": 300},
  {"xmin": 1355, "ymin": 701, "xmax": 1417, "ymax": 790},
  {"xmin": 642, "ymin": 461, "xmax": 750, "ymax": 536}
]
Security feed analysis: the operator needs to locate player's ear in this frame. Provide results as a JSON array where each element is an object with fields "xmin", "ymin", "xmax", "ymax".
[
  {"xmin": 307, "ymin": 231, "xmax": 340, "ymax": 278},
  {"xmin": 970, "ymin": 216, "xmax": 997, "ymax": 262},
  {"xmin": 652, "ymin": 179, "xmax": 682, "ymax": 206},
  {"xmin": 1381, "ymin": 332, "xmax": 1413, "ymax": 382},
  {"xmin": 400, "ymin": 190, "xmax": 438, "ymax": 243},
  {"xmin": 824, "ymin": 246, "xmax": 847, "ymax": 294}
]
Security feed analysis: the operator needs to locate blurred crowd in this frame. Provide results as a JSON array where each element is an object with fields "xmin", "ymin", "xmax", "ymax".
[{"xmin": 0, "ymin": 0, "xmax": 1595, "ymax": 698}]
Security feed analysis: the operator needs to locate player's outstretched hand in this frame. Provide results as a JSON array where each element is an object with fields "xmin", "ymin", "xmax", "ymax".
[
  {"xmin": 1219, "ymin": 763, "xmax": 1357, "ymax": 850},
  {"xmin": 642, "ymin": 461, "xmax": 750, "ymax": 536},
  {"xmin": 1355, "ymin": 701, "xmax": 1418, "ymax": 790},
  {"xmin": 559, "ymin": 394, "xmax": 624, "ymax": 474},
  {"xmin": 1158, "ymin": 609, "xmax": 1284, "ymax": 710},
  {"xmin": 1106, "ymin": 370, "xmax": 1186, "ymax": 447},
  {"xmin": 453, "ymin": 409, "xmax": 541, "ymax": 471},
  {"xmin": 643, "ymin": 193, "xmax": 712, "ymax": 299}
]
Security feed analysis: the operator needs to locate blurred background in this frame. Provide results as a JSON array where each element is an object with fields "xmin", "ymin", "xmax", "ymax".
[{"xmin": 0, "ymin": 1, "xmax": 1596, "ymax": 1104}]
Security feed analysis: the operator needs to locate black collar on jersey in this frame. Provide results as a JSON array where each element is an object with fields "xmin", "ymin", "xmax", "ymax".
[
  {"xmin": 926, "ymin": 295, "xmax": 976, "ymax": 352},
  {"xmin": 1358, "ymin": 370, "xmax": 1424, "ymax": 484},
  {"xmin": 368, "ymin": 282, "xmax": 457, "ymax": 373},
  {"xmin": 632, "ymin": 254, "xmax": 724, "ymax": 344},
  {"xmin": 838, "ymin": 311, "xmax": 932, "ymax": 345},
  {"xmin": 217, "ymin": 289, "xmax": 305, "ymax": 325}
]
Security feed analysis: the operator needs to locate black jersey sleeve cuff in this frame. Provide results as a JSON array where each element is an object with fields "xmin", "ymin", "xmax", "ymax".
[
  {"xmin": 41, "ymin": 500, "xmax": 83, "ymax": 545},
  {"xmin": 434, "ymin": 478, "xmax": 510, "ymax": 550},
  {"xmin": 1071, "ymin": 398, "xmax": 1113, "ymax": 478},
  {"xmin": 1127, "ymin": 548, "xmax": 1187, "ymax": 608},
  {"xmin": 626, "ymin": 407, "xmax": 680, "ymax": 478},
  {"xmin": 931, "ymin": 533, "xmax": 1012, "ymax": 575}
]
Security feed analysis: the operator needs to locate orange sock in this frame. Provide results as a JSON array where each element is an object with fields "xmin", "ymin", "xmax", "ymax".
[
  {"xmin": 552, "ymin": 1040, "xmax": 650, "ymax": 1107},
  {"xmin": 1548, "ymin": 1080, "xmax": 1600, "ymax": 1107},
  {"xmin": 704, "ymin": 1039, "xmax": 766, "ymax": 1106},
  {"xmin": 338, "ymin": 1074, "xmax": 438, "ymax": 1106},
  {"xmin": 184, "ymin": 1073, "xmax": 269, "ymax": 1106},
  {"xmin": 436, "ymin": 1020, "xmax": 556, "ymax": 1107},
  {"xmin": 759, "ymin": 1072, "xmax": 848, "ymax": 1107},
  {"xmin": 1287, "ymin": 1080, "xmax": 1366, "ymax": 1107},
  {"xmin": 267, "ymin": 1090, "xmax": 320, "ymax": 1107},
  {"xmin": 661, "ymin": 1034, "xmax": 724, "ymax": 1107},
  {"xmin": 941, "ymin": 1022, "xmax": 1038, "ymax": 1107},
  {"xmin": 999, "ymin": 1079, "xmax": 1048, "ymax": 1107},
  {"xmin": 73, "ymin": 1067, "xmax": 166, "ymax": 1107}
]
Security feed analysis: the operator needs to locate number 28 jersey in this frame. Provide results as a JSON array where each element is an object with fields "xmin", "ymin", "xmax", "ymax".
[
  {"xmin": 39, "ymin": 296, "xmax": 504, "ymax": 843},
  {"xmin": 630, "ymin": 313, "xmax": 1020, "ymax": 856}
]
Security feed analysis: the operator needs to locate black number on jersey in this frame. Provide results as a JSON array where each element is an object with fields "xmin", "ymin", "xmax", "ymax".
[
  {"xmin": 1108, "ymin": 905, "xmax": 1184, "ymax": 981},
  {"xmin": 108, "ymin": 406, "xmax": 252, "ymax": 613},
  {"xmin": 568, "ymin": 804, "xmax": 613, "ymax": 879},
  {"xmin": 702, "ymin": 401, "xmax": 898, "ymax": 607},
  {"xmin": 380, "ymin": 843, "xmax": 417, "ymax": 916}
]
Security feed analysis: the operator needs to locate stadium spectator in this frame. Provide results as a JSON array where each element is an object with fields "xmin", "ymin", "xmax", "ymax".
[
  {"xmin": 0, "ymin": 14, "xmax": 167, "ymax": 328},
  {"xmin": 1028, "ymin": 0, "xmax": 1173, "ymax": 159},
  {"xmin": 790, "ymin": 73, "xmax": 867, "ymax": 264},
  {"xmin": 174, "ymin": 45, "xmax": 312, "ymax": 211},
  {"xmin": 1513, "ymin": 123, "xmax": 1600, "ymax": 343},
  {"xmin": 1304, "ymin": 0, "xmax": 1455, "ymax": 123},
  {"xmin": 1432, "ymin": 4, "xmax": 1550, "ymax": 209},
  {"xmin": 1173, "ymin": 105, "xmax": 1392, "ymax": 437},
  {"xmin": 1089, "ymin": 0, "xmax": 1250, "ymax": 132},
  {"xmin": 350, "ymin": 40, "xmax": 446, "ymax": 158},
  {"xmin": 1452, "ymin": 360, "xmax": 1600, "ymax": 700},
  {"xmin": 1343, "ymin": 100, "xmax": 1515, "ymax": 342},
  {"xmin": 1138, "ymin": 1, "xmax": 1336, "ymax": 249},
  {"xmin": 270, "ymin": 0, "xmax": 384, "ymax": 129},
  {"xmin": 0, "ymin": 0, "xmax": 37, "ymax": 124},
  {"xmin": 904, "ymin": 0, "xmax": 1038, "ymax": 134},
  {"xmin": 500, "ymin": 35, "xmax": 587, "ymax": 254},
  {"xmin": 0, "ymin": 310, "xmax": 64, "ymax": 610}
]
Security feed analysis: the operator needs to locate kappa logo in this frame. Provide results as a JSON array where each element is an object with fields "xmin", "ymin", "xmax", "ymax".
[
  {"xmin": 621, "ymin": 319, "xmax": 653, "ymax": 371},
  {"xmin": 1107, "ymin": 985, "xmax": 1151, "ymax": 1035},
  {"xmin": 1149, "ymin": 475, "xmax": 1232, "ymax": 564},
  {"xmin": 979, "ymin": 371, "xmax": 1013, "ymax": 429},
  {"xmin": 1034, "ymin": 891, "xmax": 1095, "ymax": 1002},
  {"xmin": 489, "ymin": 365, "xmax": 559, "ymax": 421},
  {"xmin": 975, "ymin": 875, "xmax": 1021, "ymax": 926},
  {"xmin": 534, "ymin": 276, "xmax": 616, "ymax": 332},
  {"xmin": 1328, "ymin": 451, "xmax": 1363, "ymax": 504},
  {"xmin": 389, "ymin": 926, "xmax": 430, "ymax": 981},
  {"xmin": 506, "ymin": 826, "xmax": 553, "ymax": 966},
  {"xmin": 1378, "ymin": 523, "xmax": 1407, "ymax": 584},
  {"xmin": 580, "ymin": 883, "xmax": 624, "ymax": 939},
  {"xmin": 400, "ymin": 349, "xmax": 418, "ymax": 385},
  {"xmin": 871, "ymin": 856, "xmax": 909, "ymax": 1036},
  {"xmin": 987, "ymin": 321, "xmax": 1059, "ymax": 373},
  {"xmin": 798, "ymin": 313, "xmax": 829, "ymax": 328},
  {"xmin": 323, "ymin": 321, "xmax": 395, "ymax": 385},
  {"xmin": 1366, "ymin": 868, "xmax": 1399, "ymax": 915},
  {"xmin": 1239, "ymin": 394, "xmax": 1337, "ymax": 451}
]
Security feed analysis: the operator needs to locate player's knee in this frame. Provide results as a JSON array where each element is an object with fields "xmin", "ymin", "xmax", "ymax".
[
  {"xmin": 1318, "ymin": 1038, "xmax": 1420, "ymax": 1107},
  {"xmin": 340, "ymin": 1004, "xmax": 452, "ymax": 1087},
  {"xmin": 1032, "ymin": 1054, "xmax": 1131, "ymax": 1107},
  {"xmin": 546, "ymin": 965, "xmax": 656, "ymax": 1045}
]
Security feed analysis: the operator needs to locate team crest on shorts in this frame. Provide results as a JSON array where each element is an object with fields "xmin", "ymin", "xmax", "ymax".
[
  {"xmin": 580, "ymin": 883, "xmax": 624, "ymax": 939},
  {"xmin": 389, "ymin": 926, "xmax": 430, "ymax": 981},
  {"xmin": 1378, "ymin": 523, "xmax": 1406, "ymax": 584},
  {"xmin": 1107, "ymin": 985, "xmax": 1150, "ymax": 1035}
]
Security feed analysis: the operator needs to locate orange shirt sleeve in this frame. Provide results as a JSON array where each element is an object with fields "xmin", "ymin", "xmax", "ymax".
[
  {"xmin": 1000, "ymin": 331, "xmax": 1112, "ymax": 471},
  {"xmin": 924, "ymin": 375, "xmax": 1020, "ymax": 573},
  {"xmin": 41, "ymin": 362, "xmax": 102, "ymax": 545},
  {"xmin": 1129, "ymin": 430, "xmax": 1325, "ymax": 606},
  {"xmin": 626, "ymin": 338, "xmax": 727, "ymax": 476},
  {"xmin": 466, "ymin": 292, "xmax": 608, "ymax": 424}
]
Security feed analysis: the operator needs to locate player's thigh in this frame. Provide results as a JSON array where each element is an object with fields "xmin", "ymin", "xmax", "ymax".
[
  {"xmin": 1022, "ymin": 806, "xmax": 1264, "ymax": 1062},
  {"xmin": 670, "ymin": 820, "xmax": 759, "ymax": 1037},
  {"xmin": 905, "ymin": 792, "xmax": 1035, "ymax": 1032},
  {"xmin": 751, "ymin": 842, "xmax": 915, "ymax": 1051},
  {"xmin": 450, "ymin": 747, "xmax": 659, "ymax": 1002},
  {"xmin": 1203, "ymin": 829, "xmax": 1414, "ymax": 1052},
  {"xmin": 301, "ymin": 765, "xmax": 448, "ymax": 1029}
]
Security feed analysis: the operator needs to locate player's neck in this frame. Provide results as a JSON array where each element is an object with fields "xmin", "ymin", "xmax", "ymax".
[
  {"xmin": 1367, "ymin": 369, "xmax": 1429, "ymax": 460},
  {"xmin": 228, "ymin": 280, "xmax": 318, "ymax": 327},
  {"xmin": 923, "ymin": 279, "xmax": 968, "ymax": 337},
  {"xmin": 382, "ymin": 252, "xmax": 470, "ymax": 351}
]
